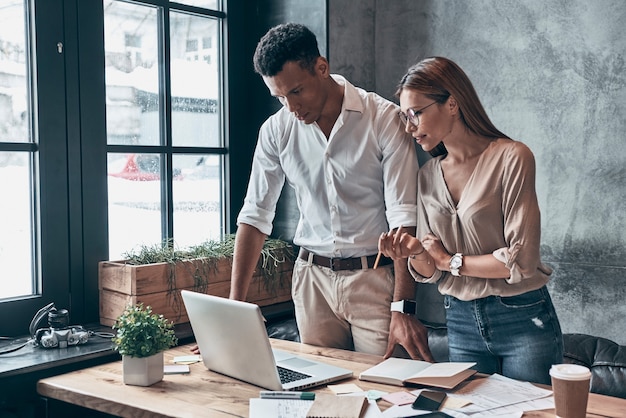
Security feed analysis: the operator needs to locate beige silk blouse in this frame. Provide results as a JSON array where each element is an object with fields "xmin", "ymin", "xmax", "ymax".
[{"xmin": 409, "ymin": 137, "xmax": 552, "ymax": 301}]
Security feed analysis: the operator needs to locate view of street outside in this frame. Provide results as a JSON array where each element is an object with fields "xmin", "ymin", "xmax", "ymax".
[
  {"xmin": 0, "ymin": 1, "xmax": 32, "ymax": 299},
  {"xmin": 0, "ymin": 0, "xmax": 225, "ymax": 299},
  {"xmin": 106, "ymin": 154, "xmax": 224, "ymax": 261},
  {"xmin": 0, "ymin": 162, "xmax": 32, "ymax": 299}
]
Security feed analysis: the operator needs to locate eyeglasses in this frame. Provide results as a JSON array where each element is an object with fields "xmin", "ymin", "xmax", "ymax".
[{"xmin": 398, "ymin": 101, "xmax": 438, "ymax": 127}]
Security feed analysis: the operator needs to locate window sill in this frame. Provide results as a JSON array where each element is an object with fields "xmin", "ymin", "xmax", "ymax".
[
  {"xmin": 1, "ymin": 302, "xmax": 294, "ymax": 381},
  {"xmin": 0, "ymin": 323, "xmax": 118, "ymax": 378}
]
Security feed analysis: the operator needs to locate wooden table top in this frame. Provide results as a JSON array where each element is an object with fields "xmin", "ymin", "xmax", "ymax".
[{"xmin": 37, "ymin": 339, "xmax": 626, "ymax": 418}]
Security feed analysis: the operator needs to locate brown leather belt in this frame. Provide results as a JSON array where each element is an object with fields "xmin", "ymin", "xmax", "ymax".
[{"xmin": 298, "ymin": 248, "xmax": 392, "ymax": 271}]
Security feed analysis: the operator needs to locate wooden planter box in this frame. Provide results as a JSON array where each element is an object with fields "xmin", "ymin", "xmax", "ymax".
[{"xmin": 99, "ymin": 255, "xmax": 293, "ymax": 327}]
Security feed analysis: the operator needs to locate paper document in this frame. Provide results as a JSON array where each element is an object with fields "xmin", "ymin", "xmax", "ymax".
[
  {"xmin": 249, "ymin": 398, "xmax": 313, "ymax": 418},
  {"xmin": 454, "ymin": 396, "xmax": 554, "ymax": 417},
  {"xmin": 452, "ymin": 374, "xmax": 553, "ymax": 413},
  {"xmin": 249, "ymin": 396, "xmax": 382, "ymax": 418}
]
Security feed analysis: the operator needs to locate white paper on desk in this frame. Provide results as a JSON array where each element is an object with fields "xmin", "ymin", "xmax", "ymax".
[
  {"xmin": 458, "ymin": 396, "xmax": 553, "ymax": 417},
  {"xmin": 382, "ymin": 404, "xmax": 465, "ymax": 417},
  {"xmin": 381, "ymin": 404, "xmax": 423, "ymax": 417},
  {"xmin": 382, "ymin": 405, "xmax": 519, "ymax": 418},
  {"xmin": 445, "ymin": 411, "xmax": 521, "ymax": 418},
  {"xmin": 363, "ymin": 400, "xmax": 383, "ymax": 418},
  {"xmin": 249, "ymin": 397, "xmax": 381, "ymax": 418},
  {"xmin": 249, "ymin": 398, "xmax": 313, "ymax": 418},
  {"xmin": 452, "ymin": 374, "xmax": 552, "ymax": 413},
  {"xmin": 385, "ymin": 408, "xmax": 521, "ymax": 418}
]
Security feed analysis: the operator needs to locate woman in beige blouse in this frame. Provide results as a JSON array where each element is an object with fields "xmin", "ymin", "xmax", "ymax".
[{"xmin": 379, "ymin": 57, "xmax": 563, "ymax": 385}]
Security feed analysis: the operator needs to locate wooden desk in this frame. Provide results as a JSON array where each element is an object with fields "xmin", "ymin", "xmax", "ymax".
[{"xmin": 37, "ymin": 339, "xmax": 626, "ymax": 418}]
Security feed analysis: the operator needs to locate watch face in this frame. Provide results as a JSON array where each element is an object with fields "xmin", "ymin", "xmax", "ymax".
[
  {"xmin": 450, "ymin": 256, "xmax": 462, "ymax": 269},
  {"xmin": 404, "ymin": 300, "xmax": 417, "ymax": 315}
]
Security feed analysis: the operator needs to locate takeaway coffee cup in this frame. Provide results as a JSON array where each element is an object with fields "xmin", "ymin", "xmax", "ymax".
[{"xmin": 549, "ymin": 364, "xmax": 592, "ymax": 418}]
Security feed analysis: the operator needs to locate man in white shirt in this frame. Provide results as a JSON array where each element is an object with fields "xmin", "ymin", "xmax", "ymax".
[{"xmin": 230, "ymin": 22, "xmax": 433, "ymax": 360}]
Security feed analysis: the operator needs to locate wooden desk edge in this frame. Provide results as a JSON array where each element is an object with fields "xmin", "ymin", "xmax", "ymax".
[{"xmin": 36, "ymin": 339, "xmax": 626, "ymax": 418}]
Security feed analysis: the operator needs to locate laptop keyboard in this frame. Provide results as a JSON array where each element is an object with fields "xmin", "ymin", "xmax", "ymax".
[{"xmin": 277, "ymin": 366, "xmax": 312, "ymax": 384}]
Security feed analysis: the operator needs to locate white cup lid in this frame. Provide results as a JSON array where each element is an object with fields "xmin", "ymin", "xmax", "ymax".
[{"xmin": 549, "ymin": 364, "xmax": 591, "ymax": 380}]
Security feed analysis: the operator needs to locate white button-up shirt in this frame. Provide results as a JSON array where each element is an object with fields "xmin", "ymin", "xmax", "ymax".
[{"xmin": 237, "ymin": 75, "xmax": 418, "ymax": 258}]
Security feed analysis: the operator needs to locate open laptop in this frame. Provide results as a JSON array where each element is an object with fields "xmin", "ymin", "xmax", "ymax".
[{"xmin": 181, "ymin": 290, "xmax": 353, "ymax": 391}]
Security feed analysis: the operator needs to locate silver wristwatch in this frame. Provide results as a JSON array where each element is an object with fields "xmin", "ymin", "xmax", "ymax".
[{"xmin": 449, "ymin": 253, "xmax": 463, "ymax": 276}]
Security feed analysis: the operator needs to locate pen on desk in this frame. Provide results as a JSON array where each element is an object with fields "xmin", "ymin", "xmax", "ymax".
[{"xmin": 259, "ymin": 391, "xmax": 316, "ymax": 400}]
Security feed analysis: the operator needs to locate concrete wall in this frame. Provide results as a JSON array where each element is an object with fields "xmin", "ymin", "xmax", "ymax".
[{"xmin": 328, "ymin": 0, "xmax": 626, "ymax": 344}]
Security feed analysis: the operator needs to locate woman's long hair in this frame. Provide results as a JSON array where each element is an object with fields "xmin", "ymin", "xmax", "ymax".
[{"xmin": 396, "ymin": 57, "xmax": 509, "ymax": 157}]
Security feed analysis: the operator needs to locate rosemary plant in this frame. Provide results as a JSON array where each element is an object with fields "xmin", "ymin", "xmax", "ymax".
[
  {"xmin": 122, "ymin": 234, "xmax": 293, "ymax": 268},
  {"xmin": 120, "ymin": 235, "xmax": 294, "ymax": 320}
]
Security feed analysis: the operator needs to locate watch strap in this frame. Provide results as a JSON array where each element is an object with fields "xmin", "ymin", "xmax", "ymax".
[
  {"xmin": 450, "ymin": 253, "xmax": 463, "ymax": 276},
  {"xmin": 390, "ymin": 299, "xmax": 417, "ymax": 315}
]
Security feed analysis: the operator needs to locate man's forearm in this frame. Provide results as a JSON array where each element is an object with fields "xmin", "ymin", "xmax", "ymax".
[
  {"xmin": 229, "ymin": 223, "xmax": 267, "ymax": 301},
  {"xmin": 393, "ymin": 260, "xmax": 417, "ymax": 301},
  {"xmin": 392, "ymin": 226, "xmax": 417, "ymax": 301}
]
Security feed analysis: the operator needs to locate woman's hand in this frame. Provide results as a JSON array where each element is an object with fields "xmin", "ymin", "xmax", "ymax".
[
  {"xmin": 421, "ymin": 233, "xmax": 449, "ymax": 271},
  {"xmin": 378, "ymin": 226, "xmax": 424, "ymax": 260}
]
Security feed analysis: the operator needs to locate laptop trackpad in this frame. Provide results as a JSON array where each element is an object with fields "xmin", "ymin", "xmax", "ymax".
[{"xmin": 277, "ymin": 357, "xmax": 317, "ymax": 369}]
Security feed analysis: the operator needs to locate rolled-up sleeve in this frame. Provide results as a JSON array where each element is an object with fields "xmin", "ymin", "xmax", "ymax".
[
  {"xmin": 381, "ymin": 107, "xmax": 418, "ymax": 229},
  {"xmin": 236, "ymin": 120, "xmax": 285, "ymax": 236},
  {"xmin": 498, "ymin": 143, "xmax": 550, "ymax": 284}
]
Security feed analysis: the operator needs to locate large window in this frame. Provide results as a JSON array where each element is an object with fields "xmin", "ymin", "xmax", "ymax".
[
  {"xmin": 0, "ymin": 0, "xmax": 35, "ymax": 300},
  {"xmin": 104, "ymin": 0, "xmax": 226, "ymax": 260},
  {"xmin": 0, "ymin": 0, "xmax": 229, "ymax": 337}
]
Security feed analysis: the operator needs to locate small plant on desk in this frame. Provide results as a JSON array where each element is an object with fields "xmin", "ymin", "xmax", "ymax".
[{"xmin": 112, "ymin": 303, "xmax": 178, "ymax": 386}]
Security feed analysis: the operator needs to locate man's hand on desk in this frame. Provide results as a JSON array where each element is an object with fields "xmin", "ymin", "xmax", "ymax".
[
  {"xmin": 190, "ymin": 344, "xmax": 200, "ymax": 354},
  {"xmin": 385, "ymin": 312, "xmax": 434, "ymax": 362}
]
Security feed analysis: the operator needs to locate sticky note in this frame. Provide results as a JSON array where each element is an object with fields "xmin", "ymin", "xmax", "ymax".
[
  {"xmin": 366, "ymin": 390, "xmax": 387, "ymax": 401},
  {"xmin": 328, "ymin": 383, "xmax": 363, "ymax": 394},
  {"xmin": 173, "ymin": 355, "xmax": 202, "ymax": 364},
  {"xmin": 164, "ymin": 364, "xmax": 190, "ymax": 374},
  {"xmin": 381, "ymin": 391, "xmax": 417, "ymax": 406}
]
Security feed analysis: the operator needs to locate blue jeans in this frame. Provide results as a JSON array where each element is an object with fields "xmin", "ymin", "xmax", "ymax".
[{"xmin": 444, "ymin": 286, "xmax": 563, "ymax": 385}]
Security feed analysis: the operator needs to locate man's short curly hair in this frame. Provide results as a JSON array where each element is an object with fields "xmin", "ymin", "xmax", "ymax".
[{"xmin": 253, "ymin": 23, "xmax": 321, "ymax": 77}]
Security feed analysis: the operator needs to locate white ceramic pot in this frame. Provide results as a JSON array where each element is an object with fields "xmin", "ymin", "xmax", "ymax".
[{"xmin": 122, "ymin": 352, "xmax": 164, "ymax": 386}]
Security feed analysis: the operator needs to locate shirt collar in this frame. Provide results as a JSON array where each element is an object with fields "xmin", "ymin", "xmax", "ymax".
[{"xmin": 331, "ymin": 74, "xmax": 364, "ymax": 114}]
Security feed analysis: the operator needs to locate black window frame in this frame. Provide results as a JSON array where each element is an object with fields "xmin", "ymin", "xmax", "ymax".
[{"xmin": 0, "ymin": 0, "xmax": 232, "ymax": 337}]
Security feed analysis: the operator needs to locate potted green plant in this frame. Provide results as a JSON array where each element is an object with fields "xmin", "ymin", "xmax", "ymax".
[{"xmin": 112, "ymin": 303, "xmax": 178, "ymax": 386}]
